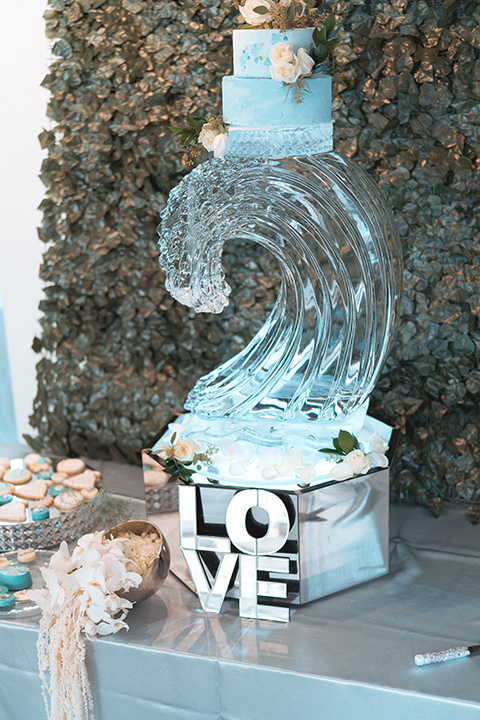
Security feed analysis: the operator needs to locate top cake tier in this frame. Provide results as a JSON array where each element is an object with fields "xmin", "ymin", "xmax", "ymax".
[{"xmin": 233, "ymin": 28, "xmax": 315, "ymax": 78}]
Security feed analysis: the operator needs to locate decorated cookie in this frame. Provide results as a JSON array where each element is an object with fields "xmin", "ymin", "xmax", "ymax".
[
  {"xmin": 31, "ymin": 495, "xmax": 54, "ymax": 509},
  {"xmin": 32, "ymin": 506, "xmax": 50, "ymax": 521},
  {"xmin": 54, "ymin": 491, "xmax": 83, "ymax": 512},
  {"xmin": 144, "ymin": 469, "xmax": 170, "ymax": 488},
  {"xmin": 51, "ymin": 472, "xmax": 68, "ymax": 484},
  {"xmin": 3, "ymin": 468, "xmax": 32, "ymax": 486},
  {"xmin": 92, "ymin": 470, "xmax": 102, "ymax": 482},
  {"xmin": 0, "ymin": 501, "xmax": 27, "ymax": 523},
  {"xmin": 0, "ymin": 564, "xmax": 32, "ymax": 590},
  {"xmin": 37, "ymin": 470, "xmax": 54, "ymax": 481},
  {"xmin": 56, "ymin": 458, "xmax": 86, "ymax": 476},
  {"xmin": 0, "ymin": 481, "xmax": 14, "ymax": 496},
  {"xmin": 64, "ymin": 470, "xmax": 96, "ymax": 491},
  {"xmin": 13, "ymin": 590, "xmax": 30, "ymax": 602},
  {"xmin": 0, "ymin": 558, "xmax": 9, "ymax": 570},
  {"xmin": 0, "ymin": 495, "xmax": 13, "ymax": 506},
  {"xmin": 17, "ymin": 549, "xmax": 36, "ymax": 564},
  {"xmin": 81, "ymin": 487, "xmax": 98, "ymax": 503},
  {"xmin": 0, "ymin": 458, "xmax": 10, "ymax": 471},
  {"xmin": 14, "ymin": 480, "xmax": 48, "ymax": 502},
  {"xmin": 24, "ymin": 453, "xmax": 43, "ymax": 466}
]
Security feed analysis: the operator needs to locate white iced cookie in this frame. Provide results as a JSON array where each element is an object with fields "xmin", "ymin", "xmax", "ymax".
[
  {"xmin": 3, "ymin": 469, "xmax": 32, "ymax": 486},
  {"xmin": 81, "ymin": 487, "xmax": 98, "ymax": 503},
  {"xmin": 31, "ymin": 496, "xmax": 54, "ymax": 509},
  {"xmin": 17, "ymin": 549, "xmax": 36, "ymax": 564},
  {"xmin": 13, "ymin": 590, "xmax": 30, "ymax": 602},
  {"xmin": 144, "ymin": 469, "xmax": 170, "ymax": 488},
  {"xmin": 64, "ymin": 470, "xmax": 96, "ymax": 490},
  {"xmin": 53, "ymin": 491, "xmax": 83, "ymax": 512},
  {"xmin": 14, "ymin": 480, "xmax": 48, "ymax": 501},
  {"xmin": 0, "ymin": 501, "xmax": 27, "ymax": 523},
  {"xmin": 56, "ymin": 458, "xmax": 86, "ymax": 476},
  {"xmin": 51, "ymin": 472, "xmax": 68, "ymax": 484}
]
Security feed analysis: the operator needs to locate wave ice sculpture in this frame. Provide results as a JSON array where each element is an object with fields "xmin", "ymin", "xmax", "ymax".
[{"xmin": 159, "ymin": 152, "xmax": 401, "ymax": 427}]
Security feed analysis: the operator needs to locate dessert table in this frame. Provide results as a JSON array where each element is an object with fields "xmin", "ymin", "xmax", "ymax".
[{"xmin": 0, "ymin": 446, "xmax": 479, "ymax": 720}]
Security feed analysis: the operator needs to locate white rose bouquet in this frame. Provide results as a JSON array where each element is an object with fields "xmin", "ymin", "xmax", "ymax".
[
  {"xmin": 319, "ymin": 430, "xmax": 390, "ymax": 481},
  {"xmin": 172, "ymin": 113, "xmax": 229, "ymax": 161},
  {"xmin": 269, "ymin": 41, "xmax": 315, "ymax": 84}
]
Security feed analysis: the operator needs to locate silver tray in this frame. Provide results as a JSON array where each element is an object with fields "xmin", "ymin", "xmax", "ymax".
[{"xmin": 0, "ymin": 507, "xmax": 99, "ymax": 552}]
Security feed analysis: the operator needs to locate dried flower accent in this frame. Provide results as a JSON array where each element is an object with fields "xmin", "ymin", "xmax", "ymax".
[
  {"xmin": 153, "ymin": 432, "xmax": 217, "ymax": 484},
  {"xmin": 237, "ymin": 0, "xmax": 315, "ymax": 29}
]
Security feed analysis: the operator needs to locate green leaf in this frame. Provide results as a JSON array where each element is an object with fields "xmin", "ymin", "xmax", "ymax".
[
  {"xmin": 171, "ymin": 431, "xmax": 177, "ymax": 444},
  {"xmin": 338, "ymin": 430, "xmax": 355, "ymax": 454},
  {"xmin": 312, "ymin": 27, "xmax": 321, "ymax": 46},
  {"xmin": 332, "ymin": 436, "xmax": 342, "ymax": 452},
  {"xmin": 325, "ymin": 36, "xmax": 343, "ymax": 53},
  {"xmin": 314, "ymin": 45, "xmax": 328, "ymax": 63},
  {"xmin": 318, "ymin": 25, "xmax": 327, "ymax": 45},
  {"xmin": 186, "ymin": 114, "xmax": 198, "ymax": 128},
  {"xmin": 253, "ymin": 5, "xmax": 269, "ymax": 13},
  {"xmin": 324, "ymin": 12, "xmax": 335, "ymax": 37},
  {"xmin": 352, "ymin": 434, "xmax": 360, "ymax": 450},
  {"xmin": 319, "ymin": 448, "xmax": 345, "ymax": 456}
]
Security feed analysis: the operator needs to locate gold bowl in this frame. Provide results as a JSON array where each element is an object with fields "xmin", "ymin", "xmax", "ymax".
[{"xmin": 103, "ymin": 519, "xmax": 170, "ymax": 604}]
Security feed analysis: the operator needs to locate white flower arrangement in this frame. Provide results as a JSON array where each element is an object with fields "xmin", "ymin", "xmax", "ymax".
[
  {"xmin": 319, "ymin": 430, "xmax": 390, "ymax": 482},
  {"xmin": 26, "ymin": 531, "xmax": 155, "ymax": 720},
  {"xmin": 269, "ymin": 41, "xmax": 315, "ymax": 84},
  {"xmin": 154, "ymin": 433, "xmax": 217, "ymax": 484}
]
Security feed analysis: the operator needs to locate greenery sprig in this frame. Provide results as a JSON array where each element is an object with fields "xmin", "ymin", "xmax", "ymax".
[
  {"xmin": 171, "ymin": 114, "xmax": 207, "ymax": 148},
  {"xmin": 310, "ymin": 12, "xmax": 343, "ymax": 67},
  {"xmin": 155, "ymin": 432, "xmax": 218, "ymax": 485},
  {"xmin": 319, "ymin": 430, "xmax": 360, "ymax": 457}
]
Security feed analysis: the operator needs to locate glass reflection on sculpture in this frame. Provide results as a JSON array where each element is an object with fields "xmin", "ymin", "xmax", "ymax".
[{"xmin": 158, "ymin": 152, "xmax": 402, "ymax": 486}]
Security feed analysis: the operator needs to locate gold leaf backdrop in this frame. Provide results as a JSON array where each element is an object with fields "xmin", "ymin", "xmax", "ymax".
[{"xmin": 28, "ymin": 0, "xmax": 480, "ymax": 515}]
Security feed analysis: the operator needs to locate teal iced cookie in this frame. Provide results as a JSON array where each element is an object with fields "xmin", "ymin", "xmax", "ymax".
[
  {"xmin": 37, "ymin": 470, "xmax": 53, "ymax": 480},
  {"xmin": 0, "ymin": 494, "xmax": 12, "ymax": 506}
]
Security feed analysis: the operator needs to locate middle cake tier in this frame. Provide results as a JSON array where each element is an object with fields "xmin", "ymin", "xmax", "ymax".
[{"xmin": 222, "ymin": 74, "xmax": 331, "ymax": 128}]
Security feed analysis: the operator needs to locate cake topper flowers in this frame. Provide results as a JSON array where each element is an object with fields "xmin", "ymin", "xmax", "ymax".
[
  {"xmin": 171, "ymin": 114, "xmax": 229, "ymax": 161},
  {"xmin": 153, "ymin": 432, "xmax": 218, "ymax": 484}
]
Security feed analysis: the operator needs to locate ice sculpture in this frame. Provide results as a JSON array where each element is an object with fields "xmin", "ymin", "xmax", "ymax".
[{"xmin": 158, "ymin": 152, "xmax": 402, "ymax": 460}]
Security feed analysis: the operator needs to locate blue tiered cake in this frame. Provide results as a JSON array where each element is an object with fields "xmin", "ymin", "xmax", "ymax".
[{"xmin": 222, "ymin": 28, "xmax": 334, "ymax": 158}]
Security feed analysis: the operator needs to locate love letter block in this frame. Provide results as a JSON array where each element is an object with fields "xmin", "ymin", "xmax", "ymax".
[{"xmin": 178, "ymin": 469, "xmax": 390, "ymax": 622}]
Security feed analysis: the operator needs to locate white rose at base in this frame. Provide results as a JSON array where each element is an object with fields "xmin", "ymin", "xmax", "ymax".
[
  {"xmin": 270, "ymin": 42, "xmax": 295, "ymax": 65},
  {"xmin": 330, "ymin": 461, "xmax": 354, "ymax": 481},
  {"xmin": 239, "ymin": 0, "xmax": 274, "ymax": 25},
  {"xmin": 213, "ymin": 132, "xmax": 229, "ymax": 158},
  {"xmin": 345, "ymin": 449, "xmax": 370, "ymax": 475},
  {"xmin": 368, "ymin": 452, "xmax": 389, "ymax": 469},
  {"xmin": 369, "ymin": 435, "xmax": 389, "ymax": 454},
  {"xmin": 296, "ymin": 47, "xmax": 315, "ymax": 76},
  {"xmin": 198, "ymin": 123, "xmax": 220, "ymax": 152},
  {"xmin": 270, "ymin": 60, "xmax": 301, "ymax": 84},
  {"xmin": 173, "ymin": 439, "xmax": 195, "ymax": 462}
]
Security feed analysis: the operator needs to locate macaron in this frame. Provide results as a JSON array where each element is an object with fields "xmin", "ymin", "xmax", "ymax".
[
  {"xmin": 48, "ymin": 484, "xmax": 67, "ymax": 498},
  {"xmin": 32, "ymin": 506, "xmax": 50, "ymax": 521},
  {"xmin": 0, "ymin": 592, "xmax": 15, "ymax": 610},
  {"xmin": 17, "ymin": 549, "xmax": 36, "ymax": 564},
  {"xmin": 0, "ymin": 564, "xmax": 32, "ymax": 590}
]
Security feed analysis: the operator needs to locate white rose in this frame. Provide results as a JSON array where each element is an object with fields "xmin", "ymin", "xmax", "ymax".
[
  {"xmin": 198, "ymin": 123, "xmax": 220, "ymax": 152},
  {"xmin": 330, "ymin": 461, "xmax": 354, "ymax": 481},
  {"xmin": 297, "ymin": 465, "xmax": 315, "ymax": 482},
  {"xmin": 239, "ymin": 0, "xmax": 274, "ymax": 25},
  {"xmin": 296, "ymin": 47, "xmax": 315, "ymax": 76},
  {"xmin": 269, "ymin": 42, "xmax": 295, "ymax": 65},
  {"xmin": 368, "ymin": 452, "xmax": 389, "ymax": 469},
  {"xmin": 369, "ymin": 435, "xmax": 389, "ymax": 454},
  {"xmin": 173, "ymin": 439, "xmax": 195, "ymax": 462},
  {"xmin": 213, "ymin": 132, "xmax": 229, "ymax": 159},
  {"xmin": 270, "ymin": 60, "xmax": 301, "ymax": 84},
  {"xmin": 345, "ymin": 449, "xmax": 370, "ymax": 475}
]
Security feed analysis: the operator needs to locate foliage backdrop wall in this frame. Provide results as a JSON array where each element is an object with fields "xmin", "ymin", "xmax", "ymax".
[{"xmin": 28, "ymin": 0, "xmax": 480, "ymax": 516}]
